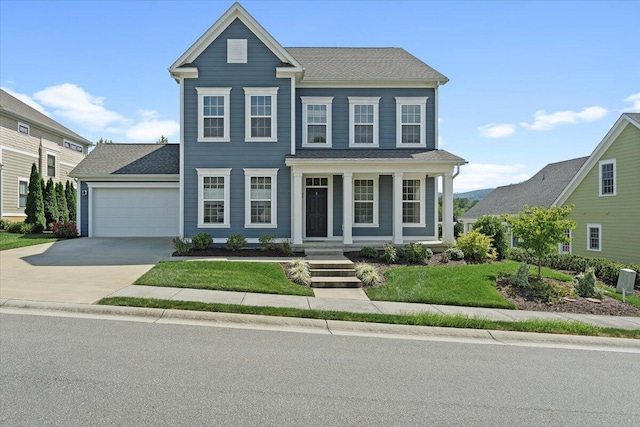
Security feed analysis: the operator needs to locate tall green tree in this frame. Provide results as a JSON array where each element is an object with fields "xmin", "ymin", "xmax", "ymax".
[
  {"xmin": 24, "ymin": 163, "xmax": 45, "ymax": 232},
  {"xmin": 473, "ymin": 215, "xmax": 508, "ymax": 260},
  {"xmin": 56, "ymin": 182, "xmax": 69, "ymax": 221},
  {"xmin": 96, "ymin": 137, "xmax": 113, "ymax": 144},
  {"xmin": 43, "ymin": 178, "xmax": 59, "ymax": 227},
  {"xmin": 65, "ymin": 181, "xmax": 77, "ymax": 221},
  {"xmin": 156, "ymin": 135, "xmax": 168, "ymax": 144},
  {"xmin": 504, "ymin": 206, "xmax": 576, "ymax": 279}
]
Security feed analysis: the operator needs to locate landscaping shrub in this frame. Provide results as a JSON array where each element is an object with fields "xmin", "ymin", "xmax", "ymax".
[
  {"xmin": 528, "ymin": 278, "xmax": 575, "ymax": 304},
  {"xmin": 7, "ymin": 222, "xmax": 24, "ymax": 233},
  {"xmin": 259, "ymin": 234, "xmax": 276, "ymax": 251},
  {"xmin": 25, "ymin": 163, "xmax": 45, "ymax": 232},
  {"xmin": 574, "ymin": 267, "xmax": 597, "ymax": 298},
  {"xmin": 19, "ymin": 222, "xmax": 34, "ymax": 234},
  {"xmin": 279, "ymin": 239, "xmax": 293, "ymax": 256},
  {"xmin": 226, "ymin": 234, "xmax": 246, "ymax": 251},
  {"xmin": 403, "ymin": 242, "xmax": 432, "ymax": 264},
  {"xmin": 440, "ymin": 251, "xmax": 450, "ymax": 263},
  {"xmin": 0, "ymin": 218, "xmax": 9, "ymax": 230},
  {"xmin": 173, "ymin": 237, "xmax": 191, "ymax": 255},
  {"xmin": 381, "ymin": 244, "xmax": 398, "ymax": 264},
  {"xmin": 192, "ymin": 232, "xmax": 213, "ymax": 250},
  {"xmin": 444, "ymin": 247, "xmax": 464, "ymax": 261},
  {"xmin": 359, "ymin": 246, "xmax": 378, "ymax": 259},
  {"xmin": 512, "ymin": 262, "xmax": 531, "ymax": 289},
  {"xmin": 473, "ymin": 215, "xmax": 508, "ymax": 260},
  {"xmin": 456, "ymin": 230, "xmax": 496, "ymax": 263},
  {"xmin": 43, "ymin": 178, "xmax": 59, "ymax": 228},
  {"xmin": 51, "ymin": 221, "xmax": 78, "ymax": 238},
  {"xmin": 288, "ymin": 258, "xmax": 311, "ymax": 286},
  {"xmin": 355, "ymin": 262, "xmax": 380, "ymax": 286}
]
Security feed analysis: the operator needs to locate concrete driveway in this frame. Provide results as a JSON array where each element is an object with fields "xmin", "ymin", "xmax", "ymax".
[{"xmin": 0, "ymin": 238, "xmax": 173, "ymax": 304}]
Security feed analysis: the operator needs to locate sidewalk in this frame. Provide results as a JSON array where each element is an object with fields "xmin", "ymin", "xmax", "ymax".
[{"xmin": 107, "ymin": 284, "xmax": 640, "ymax": 331}]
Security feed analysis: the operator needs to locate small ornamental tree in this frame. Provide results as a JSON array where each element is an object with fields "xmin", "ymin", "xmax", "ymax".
[
  {"xmin": 43, "ymin": 178, "xmax": 59, "ymax": 228},
  {"xmin": 65, "ymin": 181, "xmax": 76, "ymax": 221},
  {"xmin": 24, "ymin": 163, "xmax": 45, "ymax": 232},
  {"xmin": 504, "ymin": 205, "xmax": 576, "ymax": 279},
  {"xmin": 473, "ymin": 215, "xmax": 508, "ymax": 260},
  {"xmin": 56, "ymin": 181, "xmax": 69, "ymax": 222}
]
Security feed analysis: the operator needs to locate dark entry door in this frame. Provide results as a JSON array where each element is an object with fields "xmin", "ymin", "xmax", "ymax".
[{"xmin": 306, "ymin": 188, "xmax": 327, "ymax": 237}]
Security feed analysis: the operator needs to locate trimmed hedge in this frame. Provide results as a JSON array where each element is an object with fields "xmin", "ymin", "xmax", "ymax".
[{"xmin": 507, "ymin": 248, "xmax": 639, "ymax": 288}]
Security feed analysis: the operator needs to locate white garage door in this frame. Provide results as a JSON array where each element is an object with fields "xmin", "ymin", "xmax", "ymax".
[{"xmin": 92, "ymin": 187, "xmax": 179, "ymax": 237}]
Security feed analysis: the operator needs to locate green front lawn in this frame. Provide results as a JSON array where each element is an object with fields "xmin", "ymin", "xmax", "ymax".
[
  {"xmin": 366, "ymin": 261, "xmax": 573, "ymax": 309},
  {"xmin": 135, "ymin": 261, "xmax": 314, "ymax": 296},
  {"xmin": 0, "ymin": 232, "xmax": 59, "ymax": 251}
]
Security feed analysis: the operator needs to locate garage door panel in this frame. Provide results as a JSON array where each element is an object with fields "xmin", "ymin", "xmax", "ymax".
[{"xmin": 92, "ymin": 187, "xmax": 179, "ymax": 237}]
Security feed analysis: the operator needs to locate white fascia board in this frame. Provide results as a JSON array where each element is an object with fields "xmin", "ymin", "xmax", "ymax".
[
  {"xmin": 286, "ymin": 161, "xmax": 458, "ymax": 175},
  {"xmin": 554, "ymin": 114, "xmax": 636, "ymax": 206},
  {"xmin": 86, "ymin": 181, "xmax": 179, "ymax": 189},
  {"xmin": 169, "ymin": 2, "xmax": 302, "ymax": 73},
  {"xmin": 285, "ymin": 158, "xmax": 466, "ymax": 167},
  {"xmin": 2, "ymin": 110, "xmax": 92, "ymax": 146},
  {"xmin": 296, "ymin": 80, "xmax": 441, "ymax": 89},
  {"xmin": 69, "ymin": 174, "xmax": 179, "ymax": 181},
  {"xmin": 170, "ymin": 67, "xmax": 199, "ymax": 81}
]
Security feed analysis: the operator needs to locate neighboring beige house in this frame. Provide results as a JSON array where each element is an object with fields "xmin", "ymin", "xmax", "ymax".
[{"xmin": 0, "ymin": 89, "xmax": 92, "ymax": 221}]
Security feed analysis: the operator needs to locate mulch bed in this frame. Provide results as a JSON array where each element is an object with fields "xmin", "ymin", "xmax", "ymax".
[{"xmin": 173, "ymin": 248, "xmax": 304, "ymax": 257}]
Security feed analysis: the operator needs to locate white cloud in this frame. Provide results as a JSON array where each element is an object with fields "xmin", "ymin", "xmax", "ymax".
[
  {"xmin": 33, "ymin": 83, "xmax": 130, "ymax": 131},
  {"xmin": 454, "ymin": 163, "xmax": 530, "ymax": 193},
  {"xmin": 1, "ymin": 87, "xmax": 49, "ymax": 115},
  {"xmin": 477, "ymin": 123, "xmax": 516, "ymax": 138},
  {"xmin": 125, "ymin": 110, "xmax": 179, "ymax": 142},
  {"xmin": 520, "ymin": 106, "xmax": 608, "ymax": 131},
  {"xmin": 623, "ymin": 93, "xmax": 640, "ymax": 112}
]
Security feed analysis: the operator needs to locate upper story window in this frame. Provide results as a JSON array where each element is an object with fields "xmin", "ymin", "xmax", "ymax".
[
  {"xmin": 244, "ymin": 88, "xmax": 278, "ymax": 142},
  {"xmin": 301, "ymin": 97, "xmax": 333, "ymax": 147},
  {"xmin": 396, "ymin": 97, "xmax": 427, "ymax": 147},
  {"xmin": 18, "ymin": 122, "xmax": 30, "ymax": 135},
  {"xmin": 18, "ymin": 179, "xmax": 28, "ymax": 208},
  {"xmin": 244, "ymin": 168, "xmax": 278, "ymax": 228},
  {"xmin": 587, "ymin": 224, "xmax": 601, "ymax": 251},
  {"xmin": 196, "ymin": 168, "xmax": 231, "ymax": 228},
  {"xmin": 353, "ymin": 177, "xmax": 378, "ymax": 227},
  {"xmin": 227, "ymin": 39, "xmax": 247, "ymax": 63},
  {"xmin": 349, "ymin": 97, "xmax": 379, "ymax": 147},
  {"xmin": 47, "ymin": 154, "xmax": 56, "ymax": 177},
  {"xmin": 402, "ymin": 177, "xmax": 425, "ymax": 226},
  {"xmin": 599, "ymin": 159, "xmax": 616, "ymax": 196},
  {"xmin": 64, "ymin": 140, "xmax": 84, "ymax": 153},
  {"xmin": 197, "ymin": 87, "xmax": 231, "ymax": 142}
]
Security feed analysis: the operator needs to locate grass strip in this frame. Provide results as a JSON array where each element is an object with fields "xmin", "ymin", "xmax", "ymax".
[
  {"xmin": 0, "ymin": 233, "xmax": 59, "ymax": 251},
  {"xmin": 98, "ymin": 296, "xmax": 640, "ymax": 339},
  {"xmin": 598, "ymin": 286, "xmax": 640, "ymax": 309}
]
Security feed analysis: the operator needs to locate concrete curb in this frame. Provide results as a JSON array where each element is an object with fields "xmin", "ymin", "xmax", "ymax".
[{"xmin": 1, "ymin": 299, "xmax": 639, "ymax": 351}]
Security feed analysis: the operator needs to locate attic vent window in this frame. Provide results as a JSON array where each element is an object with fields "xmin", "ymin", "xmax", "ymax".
[{"xmin": 227, "ymin": 39, "xmax": 247, "ymax": 63}]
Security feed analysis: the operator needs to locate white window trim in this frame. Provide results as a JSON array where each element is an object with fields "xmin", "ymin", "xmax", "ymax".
[
  {"xmin": 63, "ymin": 139, "xmax": 84, "ymax": 154},
  {"xmin": 18, "ymin": 122, "xmax": 30, "ymax": 135},
  {"xmin": 352, "ymin": 175, "xmax": 379, "ymax": 228},
  {"xmin": 244, "ymin": 168, "xmax": 278, "ymax": 228},
  {"xmin": 18, "ymin": 177, "xmax": 29, "ymax": 208},
  {"xmin": 558, "ymin": 229, "xmax": 572, "ymax": 254},
  {"xmin": 227, "ymin": 39, "xmax": 247, "ymax": 63},
  {"xmin": 587, "ymin": 223, "xmax": 602, "ymax": 252},
  {"xmin": 348, "ymin": 97, "xmax": 380, "ymax": 147},
  {"xmin": 244, "ymin": 87, "xmax": 278, "ymax": 142},
  {"xmin": 197, "ymin": 87, "xmax": 231, "ymax": 142},
  {"xmin": 598, "ymin": 159, "xmax": 616, "ymax": 197},
  {"xmin": 402, "ymin": 175, "xmax": 426, "ymax": 227},
  {"xmin": 46, "ymin": 152, "xmax": 57, "ymax": 178},
  {"xmin": 395, "ymin": 97, "xmax": 428, "ymax": 147},
  {"xmin": 301, "ymin": 96, "xmax": 333, "ymax": 147},
  {"xmin": 196, "ymin": 168, "xmax": 231, "ymax": 228}
]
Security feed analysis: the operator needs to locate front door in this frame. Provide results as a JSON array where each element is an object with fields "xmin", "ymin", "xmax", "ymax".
[{"xmin": 306, "ymin": 188, "xmax": 327, "ymax": 237}]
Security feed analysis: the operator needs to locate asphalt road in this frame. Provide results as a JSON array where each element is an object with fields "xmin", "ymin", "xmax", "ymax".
[{"xmin": 1, "ymin": 313, "xmax": 639, "ymax": 426}]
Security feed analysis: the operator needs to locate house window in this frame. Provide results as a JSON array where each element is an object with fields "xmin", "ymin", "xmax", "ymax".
[
  {"xmin": 396, "ymin": 97, "xmax": 427, "ymax": 146},
  {"xmin": 587, "ymin": 224, "xmax": 601, "ymax": 251},
  {"xmin": 599, "ymin": 159, "xmax": 616, "ymax": 196},
  {"xmin": 227, "ymin": 39, "xmax": 247, "ymax": 63},
  {"xmin": 244, "ymin": 88, "xmax": 278, "ymax": 142},
  {"xmin": 353, "ymin": 178, "xmax": 378, "ymax": 226},
  {"xmin": 511, "ymin": 234, "xmax": 519, "ymax": 248},
  {"xmin": 47, "ymin": 154, "xmax": 56, "ymax": 177},
  {"xmin": 196, "ymin": 168, "xmax": 231, "ymax": 228},
  {"xmin": 18, "ymin": 122, "xmax": 30, "ymax": 135},
  {"xmin": 349, "ymin": 97, "xmax": 379, "ymax": 147},
  {"xmin": 558, "ymin": 229, "xmax": 571, "ymax": 254},
  {"xmin": 306, "ymin": 177, "xmax": 328, "ymax": 187},
  {"xmin": 18, "ymin": 179, "xmax": 28, "ymax": 208},
  {"xmin": 402, "ymin": 179, "xmax": 424, "ymax": 225},
  {"xmin": 301, "ymin": 97, "xmax": 333, "ymax": 146},
  {"xmin": 244, "ymin": 168, "xmax": 278, "ymax": 228},
  {"xmin": 64, "ymin": 140, "xmax": 83, "ymax": 153},
  {"xmin": 197, "ymin": 87, "xmax": 231, "ymax": 142}
]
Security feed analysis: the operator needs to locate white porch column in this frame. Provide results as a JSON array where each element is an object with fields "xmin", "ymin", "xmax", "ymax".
[
  {"xmin": 393, "ymin": 171, "xmax": 404, "ymax": 244},
  {"xmin": 442, "ymin": 172, "xmax": 454, "ymax": 242},
  {"xmin": 292, "ymin": 171, "xmax": 303, "ymax": 244},
  {"xmin": 342, "ymin": 172, "xmax": 353, "ymax": 245}
]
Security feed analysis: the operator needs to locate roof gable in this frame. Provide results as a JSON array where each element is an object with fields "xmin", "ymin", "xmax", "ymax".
[
  {"xmin": 554, "ymin": 113, "xmax": 640, "ymax": 206},
  {"xmin": 169, "ymin": 2, "xmax": 301, "ymax": 75}
]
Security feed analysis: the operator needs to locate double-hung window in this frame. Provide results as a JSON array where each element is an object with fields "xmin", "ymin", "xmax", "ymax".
[
  {"xmin": 599, "ymin": 159, "xmax": 616, "ymax": 196},
  {"xmin": 353, "ymin": 178, "xmax": 378, "ymax": 227},
  {"xmin": 47, "ymin": 154, "xmax": 56, "ymax": 177},
  {"xmin": 558, "ymin": 229, "xmax": 571, "ymax": 254},
  {"xmin": 349, "ymin": 97, "xmax": 379, "ymax": 147},
  {"xmin": 396, "ymin": 97, "xmax": 427, "ymax": 147},
  {"xmin": 301, "ymin": 97, "xmax": 332, "ymax": 147},
  {"xmin": 18, "ymin": 179, "xmax": 28, "ymax": 208},
  {"xmin": 244, "ymin": 168, "xmax": 278, "ymax": 228},
  {"xmin": 196, "ymin": 168, "xmax": 231, "ymax": 228},
  {"xmin": 197, "ymin": 88, "xmax": 231, "ymax": 142},
  {"xmin": 402, "ymin": 178, "xmax": 425, "ymax": 226},
  {"xmin": 244, "ymin": 88, "xmax": 278, "ymax": 142},
  {"xmin": 587, "ymin": 224, "xmax": 601, "ymax": 251}
]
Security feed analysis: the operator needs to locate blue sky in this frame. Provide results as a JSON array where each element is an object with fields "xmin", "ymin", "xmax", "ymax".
[{"xmin": 1, "ymin": 0, "xmax": 638, "ymax": 192}]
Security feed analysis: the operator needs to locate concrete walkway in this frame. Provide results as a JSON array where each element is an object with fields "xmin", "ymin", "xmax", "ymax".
[{"xmin": 107, "ymin": 284, "xmax": 640, "ymax": 331}]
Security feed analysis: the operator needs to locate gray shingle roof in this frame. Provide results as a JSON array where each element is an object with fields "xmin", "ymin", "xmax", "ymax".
[
  {"xmin": 461, "ymin": 156, "xmax": 589, "ymax": 220},
  {"xmin": 0, "ymin": 89, "xmax": 92, "ymax": 145},
  {"xmin": 285, "ymin": 48, "xmax": 448, "ymax": 83},
  {"xmin": 287, "ymin": 149, "xmax": 465, "ymax": 163},
  {"xmin": 625, "ymin": 112, "xmax": 640, "ymax": 123},
  {"xmin": 70, "ymin": 144, "xmax": 179, "ymax": 177}
]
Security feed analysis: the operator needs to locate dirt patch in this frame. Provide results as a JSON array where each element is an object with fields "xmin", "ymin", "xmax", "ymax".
[{"xmin": 173, "ymin": 248, "xmax": 304, "ymax": 257}]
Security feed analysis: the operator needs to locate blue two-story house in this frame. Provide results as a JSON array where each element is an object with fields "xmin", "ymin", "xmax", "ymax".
[{"xmin": 72, "ymin": 2, "xmax": 466, "ymax": 246}]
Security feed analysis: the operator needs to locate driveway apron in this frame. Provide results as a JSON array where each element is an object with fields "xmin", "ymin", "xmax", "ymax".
[{"xmin": 0, "ymin": 238, "xmax": 173, "ymax": 304}]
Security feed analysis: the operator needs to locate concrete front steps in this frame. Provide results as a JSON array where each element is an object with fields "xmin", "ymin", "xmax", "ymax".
[{"xmin": 307, "ymin": 257, "xmax": 362, "ymax": 288}]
